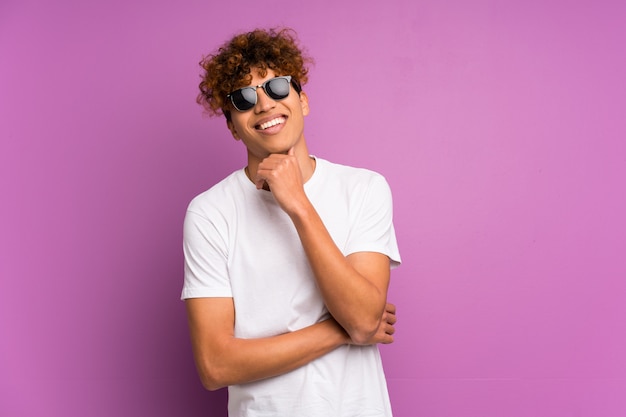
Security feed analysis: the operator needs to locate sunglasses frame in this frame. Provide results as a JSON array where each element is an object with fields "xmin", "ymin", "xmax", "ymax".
[{"xmin": 226, "ymin": 76, "xmax": 300, "ymax": 112}]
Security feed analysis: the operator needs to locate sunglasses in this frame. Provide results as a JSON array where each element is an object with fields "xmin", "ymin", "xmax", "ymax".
[{"xmin": 226, "ymin": 76, "xmax": 300, "ymax": 112}]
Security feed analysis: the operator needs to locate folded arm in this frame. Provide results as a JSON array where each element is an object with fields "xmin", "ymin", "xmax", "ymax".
[
  {"xmin": 185, "ymin": 296, "xmax": 349, "ymax": 391},
  {"xmin": 186, "ymin": 296, "xmax": 396, "ymax": 390},
  {"xmin": 292, "ymin": 210, "xmax": 391, "ymax": 345}
]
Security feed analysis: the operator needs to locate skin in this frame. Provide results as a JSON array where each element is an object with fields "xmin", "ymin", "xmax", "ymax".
[{"xmin": 186, "ymin": 68, "xmax": 397, "ymax": 391}]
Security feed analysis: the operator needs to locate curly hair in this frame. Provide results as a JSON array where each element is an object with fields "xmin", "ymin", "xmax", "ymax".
[{"xmin": 197, "ymin": 28, "xmax": 313, "ymax": 121}]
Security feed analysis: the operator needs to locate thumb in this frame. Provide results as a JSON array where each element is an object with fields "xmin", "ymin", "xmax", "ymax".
[{"xmin": 288, "ymin": 146, "xmax": 295, "ymax": 157}]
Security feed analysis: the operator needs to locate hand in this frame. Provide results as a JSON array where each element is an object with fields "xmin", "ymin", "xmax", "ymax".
[
  {"xmin": 254, "ymin": 147, "xmax": 308, "ymax": 214},
  {"xmin": 350, "ymin": 302, "xmax": 397, "ymax": 346}
]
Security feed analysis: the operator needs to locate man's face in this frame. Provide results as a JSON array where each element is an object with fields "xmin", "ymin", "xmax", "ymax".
[{"xmin": 227, "ymin": 68, "xmax": 309, "ymax": 162}]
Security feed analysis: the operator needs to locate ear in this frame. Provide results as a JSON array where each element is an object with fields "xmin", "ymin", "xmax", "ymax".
[
  {"xmin": 227, "ymin": 120, "xmax": 241, "ymax": 141},
  {"xmin": 299, "ymin": 91, "xmax": 310, "ymax": 116}
]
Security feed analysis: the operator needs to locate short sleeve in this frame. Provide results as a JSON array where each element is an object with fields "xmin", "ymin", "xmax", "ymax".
[
  {"xmin": 181, "ymin": 209, "xmax": 233, "ymax": 299},
  {"xmin": 344, "ymin": 174, "xmax": 402, "ymax": 268}
]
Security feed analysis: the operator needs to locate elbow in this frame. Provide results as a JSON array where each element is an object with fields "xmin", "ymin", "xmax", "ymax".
[
  {"xmin": 197, "ymin": 361, "xmax": 228, "ymax": 391},
  {"xmin": 346, "ymin": 317, "xmax": 380, "ymax": 345},
  {"xmin": 200, "ymin": 377, "xmax": 225, "ymax": 392},
  {"xmin": 349, "ymin": 330, "xmax": 377, "ymax": 346}
]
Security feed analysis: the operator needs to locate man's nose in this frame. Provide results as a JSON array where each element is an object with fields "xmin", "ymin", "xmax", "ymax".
[{"xmin": 254, "ymin": 87, "xmax": 276, "ymax": 112}]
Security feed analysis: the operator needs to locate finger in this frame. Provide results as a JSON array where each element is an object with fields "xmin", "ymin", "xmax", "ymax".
[
  {"xmin": 288, "ymin": 146, "xmax": 295, "ymax": 157},
  {"xmin": 385, "ymin": 303, "xmax": 396, "ymax": 315},
  {"xmin": 381, "ymin": 334, "xmax": 394, "ymax": 344}
]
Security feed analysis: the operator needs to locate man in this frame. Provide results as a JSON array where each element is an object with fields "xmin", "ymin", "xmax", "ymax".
[{"xmin": 182, "ymin": 28, "xmax": 401, "ymax": 416}]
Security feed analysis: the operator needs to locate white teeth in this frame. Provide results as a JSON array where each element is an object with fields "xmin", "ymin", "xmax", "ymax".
[{"xmin": 258, "ymin": 117, "xmax": 285, "ymax": 130}]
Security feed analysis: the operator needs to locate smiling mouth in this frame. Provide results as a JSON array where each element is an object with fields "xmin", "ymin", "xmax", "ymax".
[{"xmin": 256, "ymin": 116, "xmax": 286, "ymax": 131}]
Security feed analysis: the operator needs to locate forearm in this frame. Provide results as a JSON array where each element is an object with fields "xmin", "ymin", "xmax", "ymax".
[
  {"xmin": 289, "ymin": 202, "xmax": 389, "ymax": 343},
  {"xmin": 190, "ymin": 317, "xmax": 348, "ymax": 390}
]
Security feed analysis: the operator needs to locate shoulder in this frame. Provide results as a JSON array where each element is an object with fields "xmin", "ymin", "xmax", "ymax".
[
  {"xmin": 316, "ymin": 158, "xmax": 387, "ymax": 184},
  {"xmin": 315, "ymin": 158, "xmax": 391, "ymax": 195},
  {"xmin": 187, "ymin": 169, "xmax": 246, "ymax": 217}
]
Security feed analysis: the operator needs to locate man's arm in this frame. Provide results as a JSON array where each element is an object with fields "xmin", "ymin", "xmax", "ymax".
[
  {"xmin": 255, "ymin": 151, "xmax": 393, "ymax": 344},
  {"xmin": 185, "ymin": 297, "xmax": 396, "ymax": 390}
]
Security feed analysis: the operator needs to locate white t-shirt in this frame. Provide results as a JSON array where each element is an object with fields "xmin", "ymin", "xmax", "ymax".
[{"xmin": 182, "ymin": 158, "xmax": 401, "ymax": 417}]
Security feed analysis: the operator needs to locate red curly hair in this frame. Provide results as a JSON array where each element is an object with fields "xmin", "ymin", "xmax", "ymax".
[{"xmin": 197, "ymin": 28, "xmax": 313, "ymax": 121}]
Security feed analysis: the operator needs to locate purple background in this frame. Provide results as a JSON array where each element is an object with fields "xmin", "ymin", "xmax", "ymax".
[{"xmin": 1, "ymin": 0, "xmax": 625, "ymax": 416}]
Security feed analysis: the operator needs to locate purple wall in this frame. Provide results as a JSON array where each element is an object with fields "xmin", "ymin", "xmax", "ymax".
[{"xmin": 1, "ymin": 0, "xmax": 625, "ymax": 416}]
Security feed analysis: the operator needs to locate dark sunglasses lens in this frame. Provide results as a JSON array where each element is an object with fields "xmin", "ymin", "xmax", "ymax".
[
  {"xmin": 232, "ymin": 88, "xmax": 256, "ymax": 111},
  {"xmin": 265, "ymin": 78, "xmax": 291, "ymax": 99}
]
